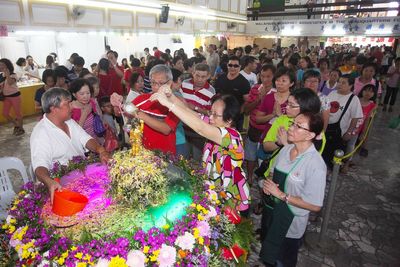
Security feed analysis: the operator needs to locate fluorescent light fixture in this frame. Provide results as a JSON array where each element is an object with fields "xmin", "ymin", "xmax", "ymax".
[
  {"xmin": 14, "ymin": 30, "xmax": 55, "ymax": 35},
  {"xmin": 365, "ymin": 29, "xmax": 392, "ymax": 35}
]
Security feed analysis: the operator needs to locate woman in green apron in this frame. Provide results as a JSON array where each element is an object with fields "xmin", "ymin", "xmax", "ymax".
[{"xmin": 260, "ymin": 112, "xmax": 327, "ymax": 267}]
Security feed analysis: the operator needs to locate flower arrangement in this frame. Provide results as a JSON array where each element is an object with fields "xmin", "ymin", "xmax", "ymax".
[
  {"xmin": 108, "ymin": 149, "xmax": 168, "ymax": 210},
  {"xmin": 1, "ymin": 154, "xmax": 254, "ymax": 266}
]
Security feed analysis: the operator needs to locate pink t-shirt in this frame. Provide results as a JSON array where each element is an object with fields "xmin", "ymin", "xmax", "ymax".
[
  {"xmin": 353, "ymin": 77, "xmax": 382, "ymax": 96},
  {"xmin": 1, "ymin": 74, "xmax": 19, "ymax": 96},
  {"xmin": 246, "ymin": 84, "xmax": 276, "ymax": 130},
  {"xmin": 258, "ymin": 92, "xmax": 288, "ymax": 141}
]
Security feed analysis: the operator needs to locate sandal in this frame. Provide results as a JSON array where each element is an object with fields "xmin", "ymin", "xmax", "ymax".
[{"xmin": 14, "ymin": 127, "xmax": 25, "ymax": 136}]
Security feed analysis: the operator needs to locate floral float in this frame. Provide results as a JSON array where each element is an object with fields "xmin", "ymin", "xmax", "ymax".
[{"xmin": 1, "ymin": 139, "xmax": 253, "ymax": 266}]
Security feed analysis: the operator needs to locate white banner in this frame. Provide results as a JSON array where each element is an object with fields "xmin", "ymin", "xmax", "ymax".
[{"xmin": 246, "ymin": 17, "xmax": 400, "ymax": 37}]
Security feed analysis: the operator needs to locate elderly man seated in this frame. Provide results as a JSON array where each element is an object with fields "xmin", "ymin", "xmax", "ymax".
[{"xmin": 30, "ymin": 87, "xmax": 110, "ymax": 203}]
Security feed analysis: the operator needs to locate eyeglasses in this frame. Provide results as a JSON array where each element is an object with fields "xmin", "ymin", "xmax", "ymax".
[
  {"xmin": 227, "ymin": 64, "xmax": 240, "ymax": 68},
  {"xmin": 286, "ymin": 103, "xmax": 300, "ymax": 109},
  {"xmin": 150, "ymin": 80, "xmax": 170, "ymax": 87},
  {"xmin": 289, "ymin": 121, "xmax": 311, "ymax": 132},
  {"xmin": 209, "ymin": 112, "xmax": 223, "ymax": 118}
]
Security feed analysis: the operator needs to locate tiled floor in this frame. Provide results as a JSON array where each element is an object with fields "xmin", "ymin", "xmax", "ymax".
[{"xmin": 1, "ymin": 107, "xmax": 399, "ymax": 266}]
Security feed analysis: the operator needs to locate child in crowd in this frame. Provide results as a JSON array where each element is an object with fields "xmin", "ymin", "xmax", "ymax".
[
  {"xmin": 170, "ymin": 68, "xmax": 188, "ymax": 158},
  {"xmin": 319, "ymin": 69, "xmax": 340, "ymax": 96},
  {"xmin": 99, "ymin": 96, "xmax": 117, "ymax": 135},
  {"xmin": 357, "ymin": 84, "xmax": 377, "ymax": 157},
  {"xmin": 34, "ymin": 69, "xmax": 55, "ymax": 112},
  {"xmin": 125, "ymin": 72, "xmax": 144, "ymax": 104},
  {"xmin": 342, "ymin": 84, "xmax": 377, "ymax": 171}
]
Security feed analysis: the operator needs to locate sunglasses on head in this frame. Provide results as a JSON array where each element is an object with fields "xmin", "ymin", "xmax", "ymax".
[{"xmin": 228, "ymin": 64, "xmax": 240, "ymax": 68}]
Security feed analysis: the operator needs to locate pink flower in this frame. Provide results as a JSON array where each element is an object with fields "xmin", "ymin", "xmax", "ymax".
[
  {"xmin": 158, "ymin": 244, "xmax": 176, "ymax": 267},
  {"xmin": 174, "ymin": 232, "xmax": 195, "ymax": 251},
  {"xmin": 127, "ymin": 250, "xmax": 146, "ymax": 267},
  {"xmin": 196, "ymin": 221, "xmax": 211, "ymax": 237},
  {"xmin": 205, "ymin": 206, "xmax": 217, "ymax": 221},
  {"xmin": 95, "ymin": 258, "xmax": 110, "ymax": 267}
]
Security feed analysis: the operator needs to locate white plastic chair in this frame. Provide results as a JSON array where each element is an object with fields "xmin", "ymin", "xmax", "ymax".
[{"xmin": 0, "ymin": 157, "xmax": 30, "ymax": 219}]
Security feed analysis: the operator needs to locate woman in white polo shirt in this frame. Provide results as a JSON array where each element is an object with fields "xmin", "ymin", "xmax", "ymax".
[{"xmin": 259, "ymin": 112, "xmax": 326, "ymax": 267}]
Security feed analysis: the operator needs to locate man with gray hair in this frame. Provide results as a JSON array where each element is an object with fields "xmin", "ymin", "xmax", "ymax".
[
  {"xmin": 111, "ymin": 64, "xmax": 179, "ymax": 154},
  {"xmin": 30, "ymin": 87, "xmax": 110, "ymax": 204}
]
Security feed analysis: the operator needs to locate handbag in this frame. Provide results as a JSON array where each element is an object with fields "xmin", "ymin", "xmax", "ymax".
[
  {"xmin": 254, "ymin": 146, "xmax": 282, "ymax": 178},
  {"xmin": 104, "ymin": 124, "xmax": 119, "ymax": 152},
  {"xmin": 92, "ymin": 112, "xmax": 106, "ymax": 137}
]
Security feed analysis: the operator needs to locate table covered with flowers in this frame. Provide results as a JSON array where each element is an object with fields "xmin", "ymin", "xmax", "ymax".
[{"xmin": 1, "ymin": 130, "xmax": 253, "ymax": 266}]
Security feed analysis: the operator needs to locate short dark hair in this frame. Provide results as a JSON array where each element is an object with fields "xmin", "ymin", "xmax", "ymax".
[
  {"xmin": 274, "ymin": 66, "xmax": 296, "ymax": 90},
  {"xmin": 184, "ymin": 58, "xmax": 195, "ymax": 71},
  {"xmin": 69, "ymin": 78, "xmax": 94, "ymax": 98},
  {"xmin": 129, "ymin": 58, "xmax": 140, "ymax": 67},
  {"xmin": 244, "ymin": 45, "xmax": 252, "ymax": 54},
  {"xmin": 228, "ymin": 55, "xmax": 240, "ymax": 62},
  {"xmin": 302, "ymin": 69, "xmax": 321, "ymax": 83},
  {"xmin": 171, "ymin": 68, "xmax": 182, "ymax": 83},
  {"xmin": 340, "ymin": 74, "xmax": 355, "ymax": 87},
  {"xmin": 358, "ymin": 84, "xmax": 377, "ymax": 102},
  {"xmin": 260, "ymin": 64, "xmax": 276, "ymax": 74},
  {"xmin": 16, "ymin": 57, "xmax": 26, "ymax": 67},
  {"xmin": 129, "ymin": 72, "xmax": 141, "ymax": 87},
  {"xmin": 193, "ymin": 63, "xmax": 210, "ymax": 73},
  {"xmin": 79, "ymin": 69, "xmax": 91, "ymax": 78},
  {"xmin": 98, "ymin": 58, "xmax": 110, "ymax": 72},
  {"xmin": 212, "ymin": 94, "xmax": 240, "ymax": 126},
  {"xmin": 299, "ymin": 111, "xmax": 324, "ymax": 139},
  {"xmin": 42, "ymin": 69, "xmax": 55, "ymax": 84},
  {"xmin": 361, "ymin": 62, "xmax": 377, "ymax": 75},
  {"xmin": 291, "ymin": 88, "xmax": 321, "ymax": 114},
  {"xmin": 0, "ymin": 58, "xmax": 14, "ymax": 73},
  {"xmin": 99, "ymin": 96, "xmax": 111, "ymax": 107},
  {"xmin": 46, "ymin": 55, "xmax": 54, "ymax": 66},
  {"xmin": 172, "ymin": 56, "xmax": 182, "ymax": 66},
  {"xmin": 73, "ymin": 56, "xmax": 85, "ymax": 66},
  {"xmin": 317, "ymin": 58, "xmax": 329, "ymax": 68},
  {"xmin": 54, "ymin": 66, "xmax": 68, "ymax": 78},
  {"xmin": 243, "ymin": 56, "xmax": 256, "ymax": 68}
]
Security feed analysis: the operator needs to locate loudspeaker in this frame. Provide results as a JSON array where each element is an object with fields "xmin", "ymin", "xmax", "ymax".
[{"xmin": 160, "ymin": 5, "xmax": 169, "ymax": 23}]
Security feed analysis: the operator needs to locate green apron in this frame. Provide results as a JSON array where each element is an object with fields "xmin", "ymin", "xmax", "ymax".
[{"xmin": 260, "ymin": 156, "xmax": 304, "ymax": 265}]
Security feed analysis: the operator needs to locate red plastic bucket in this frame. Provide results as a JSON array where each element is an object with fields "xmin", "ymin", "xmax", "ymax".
[{"xmin": 52, "ymin": 190, "xmax": 88, "ymax": 217}]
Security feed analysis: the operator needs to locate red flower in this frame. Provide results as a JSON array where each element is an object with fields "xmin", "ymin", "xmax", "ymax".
[
  {"xmin": 224, "ymin": 206, "xmax": 241, "ymax": 224},
  {"xmin": 222, "ymin": 244, "xmax": 245, "ymax": 261}
]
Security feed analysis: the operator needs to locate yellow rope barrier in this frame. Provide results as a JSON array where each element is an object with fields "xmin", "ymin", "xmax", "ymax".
[{"xmin": 333, "ymin": 110, "xmax": 377, "ymax": 163}]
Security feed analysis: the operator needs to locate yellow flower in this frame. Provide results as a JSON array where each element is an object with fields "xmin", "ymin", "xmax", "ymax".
[
  {"xmin": 18, "ymin": 190, "xmax": 26, "ymax": 196},
  {"xmin": 209, "ymin": 184, "xmax": 215, "ymax": 190},
  {"xmin": 190, "ymin": 203, "xmax": 196, "ymax": 208},
  {"xmin": 71, "ymin": 246, "xmax": 78, "ymax": 251},
  {"xmin": 61, "ymin": 251, "xmax": 69, "ymax": 258},
  {"xmin": 143, "ymin": 246, "xmax": 150, "ymax": 254},
  {"xmin": 75, "ymin": 252, "xmax": 83, "ymax": 259},
  {"xmin": 150, "ymin": 250, "xmax": 160, "ymax": 262},
  {"xmin": 162, "ymin": 224, "xmax": 170, "ymax": 230},
  {"xmin": 193, "ymin": 228, "xmax": 200, "ymax": 239},
  {"xmin": 109, "ymin": 256, "xmax": 128, "ymax": 267},
  {"xmin": 57, "ymin": 257, "xmax": 65, "ymax": 265},
  {"xmin": 83, "ymin": 254, "xmax": 92, "ymax": 262},
  {"xmin": 1, "ymin": 224, "xmax": 8, "ymax": 230},
  {"xmin": 14, "ymin": 199, "xmax": 21, "ymax": 205},
  {"xmin": 197, "ymin": 214, "xmax": 204, "ymax": 221},
  {"xmin": 8, "ymin": 225, "xmax": 16, "ymax": 234},
  {"xmin": 76, "ymin": 262, "xmax": 87, "ymax": 267},
  {"xmin": 198, "ymin": 237, "xmax": 204, "ymax": 245}
]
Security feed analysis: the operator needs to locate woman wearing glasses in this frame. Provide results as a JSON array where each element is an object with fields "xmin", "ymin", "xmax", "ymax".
[
  {"xmin": 150, "ymin": 89, "xmax": 250, "ymax": 216},
  {"xmin": 260, "ymin": 111, "xmax": 326, "ymax": 267}
]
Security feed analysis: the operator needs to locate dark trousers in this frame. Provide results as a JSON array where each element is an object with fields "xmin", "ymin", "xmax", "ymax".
[
  {"xmin": 384, "ymin": 85, "xmax": 399, "ymax": 106},
  {"xmin": 261, "ymin": 235, "xmax": 303, "ymax": 267}
]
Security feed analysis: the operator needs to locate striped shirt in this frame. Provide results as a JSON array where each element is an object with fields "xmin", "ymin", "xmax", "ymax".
[{"xmin": 180, "ymin": 78, "xmax": 216, "ymax": 111}]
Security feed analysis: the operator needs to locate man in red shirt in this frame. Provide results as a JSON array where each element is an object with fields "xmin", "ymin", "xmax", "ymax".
[
  {"xmin": 107, "ymin": 50, "xmax": 125, "ymax": 95},
  {"xmin": 180, "ymin": 63, "xmax": 215, "ymax": 160},
  {"xmin": 153, "ymin": 47, "xmax": 162, "ymax": 59},
  {"xmin": 111, "ymin": 64, "xmax": 179, "ymax": 154}
]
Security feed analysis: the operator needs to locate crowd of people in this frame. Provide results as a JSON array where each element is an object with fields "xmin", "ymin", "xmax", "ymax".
[{"xmin": 1, "ymin": 41, "xmax": 399, "ymax": 267}]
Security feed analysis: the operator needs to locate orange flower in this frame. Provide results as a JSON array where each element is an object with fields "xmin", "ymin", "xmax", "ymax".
[
  {"xmin": 219, "ymin": 191, "xmax": 227, "ymax": 199},
  {"xmin": 178, "ymin": 249, "xmax": 187, "ymax": 259}
]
